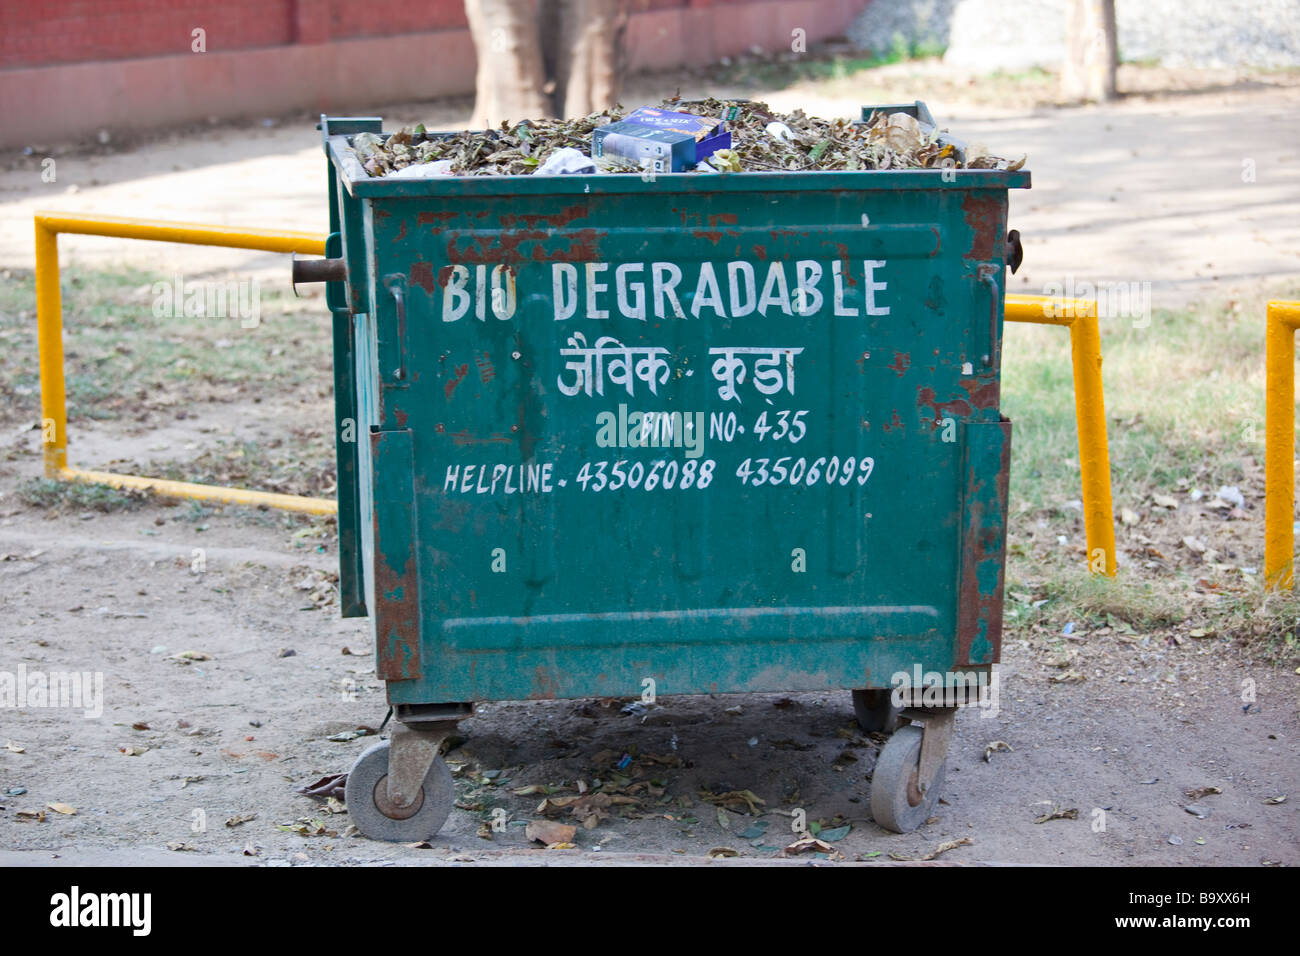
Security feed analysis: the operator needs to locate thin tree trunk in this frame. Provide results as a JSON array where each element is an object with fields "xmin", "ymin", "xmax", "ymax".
[
  {"xmin": 465, "ymin": 0, "xmax": 550, "ymax": 128},
  {"xmin": 1061, "ymin": 0, "xmax": 1118, "ymax": 102},
  {"xmin": 551, "ymin": 0, "xmax": 629, "ymax": 118}
]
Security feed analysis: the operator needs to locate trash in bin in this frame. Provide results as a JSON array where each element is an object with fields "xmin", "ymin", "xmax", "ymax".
[
  {"xmin": 534, "ymin": 147, "xmax": 598, "ymax": 176},
  {"xmin": 352, "ymin": 98, "xmax": 1024, "ymax": 178},
  {"xmin": 592, "ymin": 105, "xmax": 732, "ymax": 172}
]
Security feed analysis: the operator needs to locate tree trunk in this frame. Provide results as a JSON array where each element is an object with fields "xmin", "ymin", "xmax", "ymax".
[
  {"xmin": 549, "ymin": 0, "xmax": 629, "ymax": 118},
  {"xmin": 465, "ymin": 0, "xmax": 550, "ymax": 128},
  {"xmin": 1061, "ymin": 0, "xmax": 1118, "ymax": 102}
]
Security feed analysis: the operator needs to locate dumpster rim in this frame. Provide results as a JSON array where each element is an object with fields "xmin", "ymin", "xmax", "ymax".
[{"xmin": 327, "ymin": 137, "xmax": 1032, "ymax": 199}]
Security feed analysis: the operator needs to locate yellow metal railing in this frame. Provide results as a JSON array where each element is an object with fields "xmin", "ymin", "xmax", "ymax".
[
  {"xmin": 1005, "ymin": 293, "xmax": 1117, "ymax": 576},
  {"xmin": 33, "ymin": 213, "xmax": 1116, "ymax": 561},
  {"xmin": 34, "ymin": 211, "xmax": 336, "ymax": 515},
  {"xmin": 1264, "ymin": 300, "xmax": 1300, "ymax": 589}
]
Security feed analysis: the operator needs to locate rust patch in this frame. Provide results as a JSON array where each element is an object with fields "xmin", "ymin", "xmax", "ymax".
[
  {"xmin": 417, "ymin": 210, "xmax": 459, "ymax": 226},
  {"xmin": 449, "ymin": 430, "xmax": 513, "ymax": 446},
  {"xmin": 446, "ymin": 228, "xmax": 603, "ymax": 264},
  {"xmin": 752, "ymin": 244, "xmax": 767, "ymax": 261},
  {"xmin": 916, "ymin": 386, "xmax": 972, "ymax": 422},
  {"xmin": 528, "ymin": 666, "xmax": 561, "ymax": 700},
  {"xmin": 371, "ymin": 435, "xmax": 421, "ymax": 681},
  {"xmin": 394, "ymin": 408, "xmax": 408, "ymax": 428},
  {"xmin": 499, "ymin": 204, "xmax": 588, "ymax": 229},
  {"xmin": 393, "ymin": 220, "xmax": 407, "ymax": 242},
  {"xmin": 955, "ymin": 421, "xmax": 1012, "ymax": 666},
  {"xmin": 887, "ymin": 351, "xmax": 911, "ymax": 377},
  {"xmin": 411, "ymin": 261, "xmax": 435, "ymax": 294},
  {"xmin": 961, "ymin": 376, "xmax": 1001, "ymax": 409},
  {"xmin": 372, "ymin": 561, "xmax": 419, "ymax": 680},
  {"xmin": 444, "ymin": 363, "xmax": 469, "ymax": 400},
  {"xmin": 962, "ymin": 193, "xmax": 1003, "ymax": 261}
]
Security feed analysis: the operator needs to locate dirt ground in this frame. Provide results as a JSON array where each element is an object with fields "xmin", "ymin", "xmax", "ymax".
[{"xmin": 1, "ymin": 64, "xmax": 1298, "ymax": 866}]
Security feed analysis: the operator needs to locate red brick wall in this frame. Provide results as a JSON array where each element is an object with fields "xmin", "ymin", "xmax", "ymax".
[
  {"xmin": 1, "ymin": 0, "xmax": 797, "ymax": 71},
  {"xmin": 0, "ymin": 0, "xmax": 477, "ymax": 70}
]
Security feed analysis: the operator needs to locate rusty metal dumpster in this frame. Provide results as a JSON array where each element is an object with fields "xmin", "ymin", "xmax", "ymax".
[{"xmin": 297, "ymin": 108, "xmax": 1028, "ymax": 840}]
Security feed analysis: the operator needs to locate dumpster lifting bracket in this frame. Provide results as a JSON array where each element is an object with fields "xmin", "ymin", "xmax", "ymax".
[
  {"xmin": 899, "ymin": 706, "xmax": 957, "ymax": 795},
  {"xmin": 385, "ymin": 721, "xmax": 458, "ymax": 810}
]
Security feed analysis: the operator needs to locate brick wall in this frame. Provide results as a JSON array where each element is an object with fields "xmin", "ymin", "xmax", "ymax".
[
  {"xmin": 0, "ymin": 0, "xmax": 793, "ymax": 71},
  {"xmin": 0, "ymin": 0, "xmax": 868, "ymax": 146}
]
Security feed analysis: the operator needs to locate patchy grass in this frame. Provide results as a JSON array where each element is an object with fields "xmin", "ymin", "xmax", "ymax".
[
  {"xmin": 0, "ymin": 265, "xmax": 331, "ymax": 428},
  {"xmin": 136, "ymin": 436, "xmax": 336, "ymax": 501},
  {"xmin": 1002, "ymin": 281, "xmax": 1300, "ymax": 665},
  {"xmin": 18, "ymin": 477, "xmax": 148, "ymax": 513}
]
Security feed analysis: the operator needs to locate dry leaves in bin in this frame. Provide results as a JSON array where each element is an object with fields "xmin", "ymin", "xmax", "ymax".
[{"xmin": 356, "ymin": 97, "xmax": 1024, "ymax": 178}]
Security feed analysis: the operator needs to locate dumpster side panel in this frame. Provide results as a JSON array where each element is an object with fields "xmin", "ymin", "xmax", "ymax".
[{"xmin": 344, "ymin": 177, "xmax": 1014, "ymax": 705}]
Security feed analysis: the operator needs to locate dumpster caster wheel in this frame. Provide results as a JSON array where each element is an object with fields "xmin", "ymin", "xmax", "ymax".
[
  {"xmin": 870, "ymin": 725, "xmax": 946, "ymax": 834},
  {"xmin": 852, "ymin": 689, "xmax": 904, "ymax": 734},
  {"xmin": 344, "ymin": 741, "xmax": 454, "ymax": 842}
]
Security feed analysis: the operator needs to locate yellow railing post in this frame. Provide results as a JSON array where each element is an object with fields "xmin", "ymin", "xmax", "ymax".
[
  {"xmin": 34, "ymin": 218, "xmax": 67, "ymax": 477},
  {"xmin": 1069, "ymin": 309, "xmax": 1117, "ymax": 576},
  {"xmin": 32, "ymin": 211, "xmax": 332, "ymax": 515},
  {"xmin": 1264, "ymin": 301, "xmax": 1300, "ymax": 590},
  {"xmin": 1005, "ymin": 293, "xmax": 1116, "ymax": 576}
]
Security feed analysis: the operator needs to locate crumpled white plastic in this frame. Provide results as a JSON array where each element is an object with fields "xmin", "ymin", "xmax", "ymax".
[{"xmin": 536, "ymin": 147, "xmax": 597, "ymax": 175}]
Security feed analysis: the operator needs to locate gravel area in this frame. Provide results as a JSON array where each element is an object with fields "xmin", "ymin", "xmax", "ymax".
[{"xmin": 850, "ymin": 0, "xmax": 1300, "ymax": 71}]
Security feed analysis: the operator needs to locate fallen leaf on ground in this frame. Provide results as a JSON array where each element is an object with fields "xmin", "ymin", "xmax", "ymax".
[
  {"xmin": 278, "ymin": 818, "xmax": 337, "ymax": 837},
  {"xmin": 782, "ymin": 836, "xmax": 836, "ymax": 856},
  {"xmin": 1049, "ymin": 671, "xmax": 1086, "ymax": 683},
  {"xmin": 984, "ymin": 741, "xmax": 1014, "ymax": 762},
  {"xmin": 170, "ymin": 650, "xmax": 212, "ymax": 662},
  {"xmin": 296, "ymin": 772, "xmax": 347, "ymax": 798},
  {"xmin": 1264, "ymin": 794, "xmax": 1287, "ymax": 805},
  {"xmin": 526, "ymin": 819, "xmax": 577, "ymax": 845},
  {"xmin": 1034, "ymin": 806, "xmax": 1079, "ymax": 824},
  {"xmin": 5, "ymin": 741, "xmax": 25, "ymax": 753},
  {"xmin": 1152, "ymin": 494, "xmax": 1179, "ymax": 510},
  {"xmin": 46, "ymin": 802, "xmax": 76, "ymax": 815},
  {"xmin": 700, "ymin": 788, "xmax": 765, "ymax": 815},
  {"xmin": 889, "ymin": 837, "xmax": 973, "ymax": 861},
  {"xmin": 225, "ymin": 813, "xmax": 257, "ymax": 827},
  {"xmin": 707, "ymin": 846, "xmax": 739, "ymax": 858},
  {"xmin": 166, "ymin": 841, "xmax": 197, "ymax": 851},
  {"xmin": 1183, "ymin": 786, "xmax": 1222, "ymax": 800}
]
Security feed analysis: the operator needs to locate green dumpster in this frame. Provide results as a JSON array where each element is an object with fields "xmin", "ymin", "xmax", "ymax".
[{"xmin": 298, "ymin": 108, "xmax": 1028, "ymax": 840}]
